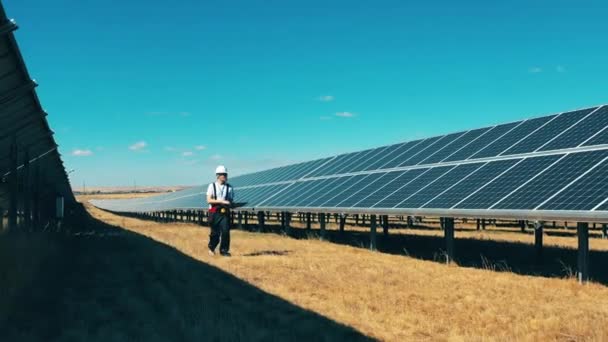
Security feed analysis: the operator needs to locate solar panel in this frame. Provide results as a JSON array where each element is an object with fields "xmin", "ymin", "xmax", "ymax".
[
  {"xmin": 91, "ymin": 104, "xmax": 608, "ymax": 222},
  {"xmin": 453, "ymin": 155, "xmax": 560, "ymax": 209},
  {"xmin": 423, "ymin": 159, "xmax": 519, "ymax": 208},
  {"xmin": 501, "ymin": 108, "xmax": 597, "ymax": 156},
  {"xmin": 539, "ymin": 106, "xmax": 608, "ymax": 151},
  {"xmin": 442, "ymin": 121, "xmax": 521, "ymax": 162},
  {"xmin": 470, "ymin": 115, "xmax": 557, "ymax": 159}
]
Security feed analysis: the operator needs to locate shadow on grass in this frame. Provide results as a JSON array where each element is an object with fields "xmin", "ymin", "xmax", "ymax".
[
  {"xmin": 242, "ymin": 250, "xmax": 292, "ymax": 257},
  {"xmin": 0, "ymin": 207, "xmax": 373, "ymax": 341},
  {"xmin": 243, "ymin": 222, "xmax": 608, "ymax": 286}
]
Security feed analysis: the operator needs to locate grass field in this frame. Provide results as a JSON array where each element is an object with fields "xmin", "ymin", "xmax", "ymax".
[{"xmin": 2, "ymin": 194, "xmax": 608, "ymax": 341}]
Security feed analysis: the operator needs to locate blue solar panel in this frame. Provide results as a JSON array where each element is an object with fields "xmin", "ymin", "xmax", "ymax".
[
  {"xmin": 323, "ymin": 174, "xmax": 373, "ymax": 207},
  {"xmin": 539, "ymin": 156, "xmax": 608, "ymax": 211},
  {"xmin": 597, "ymin": 200, "xmax": 608, "ymax": 211},
  {"xmin": 540, "ymin": 106, "xmax": 608, "ymax": 151},
  {"xmin": 343, "ymin": 171, "xmax": 403, "ymax": 208},
  {"xmin": 443, "ymin": 122, "xmax": 521, "ymax": 162},
  {"xmin": 470, "ymin": 116, "xmax": 557, "ymax": 159},
  {"xmin": 493, "ymin": 150, "xmax": 608, "ymax": 210},
  {"xmin": 418, "ymin": 128, "xmax": 492, "ymax": 165},
  {"xmin": 261, "ymin": 180, "xmax": 314, "ymax": 207},
  {"xmin": 362, "ymin": 141, "xmax": 420, "ymax": 171},
  {"xmin": 306, "ymin": 175, "xmax": 356, "ymax": 207},
  {"xmin": 395, "ymin": 163, "xmax": 485, "ymax": 208},
  {"xmin": 401, "ymin": 132, "xmax": 466, "ymax": 166},
  {"xmin": 247, "ymin": 184, "xmax": 288, "ymax": 206},
  {"xmin": 454, "ymin": 155, "xmax": 561, "ymax": 209},
  {"xmin": 502, "ymin": 108, "xmax": 595, "ymax": 156},
  {"xmin": 287, "ymin": 177, "xmax": 347, "ymax": 207},
  {"xmin": 278, "ymin": 178, "xmax": 335, "ymax": 207},
  {"xmin": 325, "ymin": 149, "xmax": 375, "ymax": 176},
  {"xmin": 383, "ymin": 136, "xmax": 442, "ymax": 168},
  {"xmin": 423, "ymin": 159, "xmax": 520, "ymax": 208},
  {"xmin": 333, "ymin": 146, "xmax": 387, "ymax": 175},
  {"xmin": 373, "ymin": 167, "xmax": 454, "ymax": 208},
  {"xmin": 307, "ymin": 151, "xmax": 359, "ymax": 177}
]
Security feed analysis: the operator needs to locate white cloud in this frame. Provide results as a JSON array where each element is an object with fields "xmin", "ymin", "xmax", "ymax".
[
  {"xmin": 320, "ymin": 116, "xmax": 333, "ymax": 121},
  {"xmin": 556, "ymin": 65, "xmax": 566, "ymax": 73},
  {"xmin": 71, "ymin": 149, "xmax": 93, "ymax": 157},
  {"xmin": 182, "ymin": 151, "xmax": 194, "ymax": 157},
  {"xmin": 129, "ymin": 141, "xmax": 147, "ymax": 151},
  {"xmin": 318, "ymin": 95, "xmax": 334, "ymax": 102},
  {"xmin": 529, "ymin": 67, "xmax": 542, "ymax": 73},
  {"xmin": 336, "ymin": 112, "xmax": 355, "ymax": 118},
  {"xmin": 164, "ymin": 146, "xmax": 176, "ymax": 152},
  {"xmin": 194, "ymin": 145, "xmax": 207, "ymax": 151},
  {"xmin": 210, "ymin": 154, "xmax": 223, "ymax": 161}
]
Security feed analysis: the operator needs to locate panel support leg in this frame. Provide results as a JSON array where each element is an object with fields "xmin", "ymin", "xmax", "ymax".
[
  {"xmin": 237, "ymin": 211, "xmax": 243, "ymax": 230},
  {"xmin": 519, "ymin": 220, "xmax": 526, "ymax": 232},
  {"xmin": 369, "ymin": 215, "xmax": 377, "ymax": 251},
  {"xmin": 306, "ymin": 212, "xmax": 312, "ymax": 231},
  {"xmin": 257, "ymin": 211, "xmax": 265, "ymax": 232},
  {"xmin": 577, "ymin": 222, "xmax": 589, "ymax": 283},
  {"xmin": 339, "ymin": 214, "xmax": 346, "ymax": 234},
  {"xmin": 382, "ymin": 215, "xmax": 389, "ymax": 236},
  {"xmin": 286, "ymin": 212, "xmax": 292, "ymax": 236},
  {"xmin": 444, "ymin": 217, "xmax": 455, "ymax": 264},
  {"xmin": 319, "ymin": 213, "xmax": 326, "ymax": 240},
  {"xmin": 534, "ymin": 221, "xmax": 544, "ymax": 260},
  {"xmin": 602, "ymin": 224, "xmax": 607, "ymax": 239}
]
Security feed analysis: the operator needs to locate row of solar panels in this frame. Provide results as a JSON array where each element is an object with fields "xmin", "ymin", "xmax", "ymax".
[
  {"xmin": 230, "ymin": 105, "xmax": 608, "ymax": 188},
  {"xmin": 91, "ymin": 148, "xmax": 608, "ymax": 219},
  {"xmin": 0, "ymin": 2, "xmax": 74, "ymax": 211}
]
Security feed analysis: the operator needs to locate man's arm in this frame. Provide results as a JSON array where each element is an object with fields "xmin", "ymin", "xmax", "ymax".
[{"xmin": 207, "ymin": 194, "xmax": 229, "ymax": 206}]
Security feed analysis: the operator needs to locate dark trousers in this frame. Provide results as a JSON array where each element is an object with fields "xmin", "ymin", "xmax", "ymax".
[{"xmin": 208, "ymin": 212, "xmax": 230, "ymax": 253}]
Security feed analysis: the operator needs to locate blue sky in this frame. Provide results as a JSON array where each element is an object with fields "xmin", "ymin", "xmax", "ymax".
[{"xmin": 5, "ymin": 0, "xmax": 608, "ymax": 187}]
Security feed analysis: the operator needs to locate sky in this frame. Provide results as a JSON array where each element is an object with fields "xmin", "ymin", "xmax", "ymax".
[{"xmin": 4, "ymin": 0, "xmax": 608, "ymax": 187}]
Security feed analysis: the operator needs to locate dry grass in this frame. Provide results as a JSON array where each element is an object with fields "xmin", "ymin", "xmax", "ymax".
[{"xmin": 81, "ymin": 195, "xmax": 608, "ymax": 341}]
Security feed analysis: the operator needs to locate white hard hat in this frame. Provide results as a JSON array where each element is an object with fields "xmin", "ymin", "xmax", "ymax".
[{"xmin": 215, "ymin": 165, "xmax": 228, "ymax": 174}]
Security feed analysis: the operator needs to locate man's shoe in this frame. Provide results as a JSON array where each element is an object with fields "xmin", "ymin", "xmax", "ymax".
[
  {"xmin": 220, "ymin": 251, "xmax": 231, "ymax": 257},
  {"xmin": 208, "ymin": 249, "xmax": 216, "ymax": 256}
]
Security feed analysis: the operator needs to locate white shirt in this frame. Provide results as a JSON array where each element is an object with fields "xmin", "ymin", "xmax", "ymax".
[{"xmin": 206, "ymin": 182, "xmax": 234, "ymax": 208}]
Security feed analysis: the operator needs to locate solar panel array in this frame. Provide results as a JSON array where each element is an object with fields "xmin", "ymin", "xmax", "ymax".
[
  {"xmin": 92, "ymin": 105, "xmax": 608, "ymax": 222},
  {"xmin": 0, "ymin": 2, "xmax": 74, "ymax": 214}
]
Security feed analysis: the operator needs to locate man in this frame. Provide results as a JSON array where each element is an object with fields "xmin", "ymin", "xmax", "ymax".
[{"xmin": 206, "ymin": 165, "xmax": 234, "ymax": 257}]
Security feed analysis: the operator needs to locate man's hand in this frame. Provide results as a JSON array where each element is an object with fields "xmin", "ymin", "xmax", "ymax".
[{"xmin": 221, "ymin": 200, "xmax": 231, "ymax": 206}]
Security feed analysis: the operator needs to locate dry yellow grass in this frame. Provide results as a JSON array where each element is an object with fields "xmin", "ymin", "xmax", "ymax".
[{"xmin": 82, "ymin": 196, "xmax": 608, "ymax": 341}]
